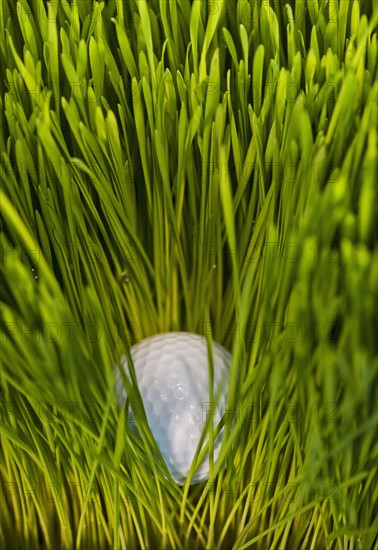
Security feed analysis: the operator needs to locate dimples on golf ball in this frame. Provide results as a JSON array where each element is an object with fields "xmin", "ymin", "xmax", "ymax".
[{"xmin": 116, "ymin": 332, "xmax": 231, "ymax": 485}]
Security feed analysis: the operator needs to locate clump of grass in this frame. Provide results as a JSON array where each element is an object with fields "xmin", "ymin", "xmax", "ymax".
[{"xmin": 1, "ymin": 1, "xmax": 377, "ymax": 548}]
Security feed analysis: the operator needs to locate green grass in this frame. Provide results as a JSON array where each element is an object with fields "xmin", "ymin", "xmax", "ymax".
[{"xmin": 1, "ymin": 0, "xmax": 377, "ymax": 548}]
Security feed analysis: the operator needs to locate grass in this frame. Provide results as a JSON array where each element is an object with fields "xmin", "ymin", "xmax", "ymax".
[{"xmin": 0, "ymin": 0, "xmax": 377, "ymax": 548}]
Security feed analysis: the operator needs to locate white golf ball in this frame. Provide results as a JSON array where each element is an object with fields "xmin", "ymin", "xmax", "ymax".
[{"xmin": 116, "ymin": 332, "xmax": 232, "ymax": 485}]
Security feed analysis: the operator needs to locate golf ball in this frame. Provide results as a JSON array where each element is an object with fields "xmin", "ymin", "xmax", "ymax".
[{"xmin": 116, "ymin": 332, "xmax": 232, "ymax": 485}]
